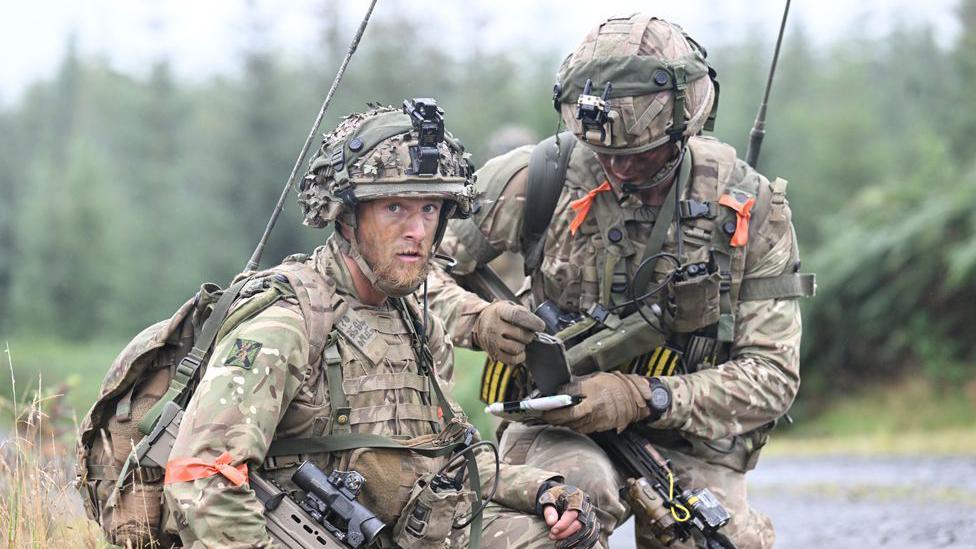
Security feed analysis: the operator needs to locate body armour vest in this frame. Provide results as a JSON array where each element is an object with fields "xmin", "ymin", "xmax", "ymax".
[{"xmin": 258, "ymin": 241, "xmax": 458, "ymax": 528}]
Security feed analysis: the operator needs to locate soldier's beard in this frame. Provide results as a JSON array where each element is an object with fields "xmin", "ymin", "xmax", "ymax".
[{"xmin": 360, "ymin": 245, "xmax": 431, "ymax": 298}]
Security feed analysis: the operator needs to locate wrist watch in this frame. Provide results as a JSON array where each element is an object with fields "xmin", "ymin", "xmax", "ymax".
[{"xmin": 645, "ymin": 377, "xmax": 672, "ymax": 420}]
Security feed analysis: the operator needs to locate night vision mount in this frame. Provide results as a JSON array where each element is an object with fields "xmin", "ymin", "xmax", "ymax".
[
  {"xmin": 576, "ymin": 79, "xmax": 614, "ymax": 145},
  {"xmin": 402, "ymin": 98, "xmax": 445, "ymax": 176}
]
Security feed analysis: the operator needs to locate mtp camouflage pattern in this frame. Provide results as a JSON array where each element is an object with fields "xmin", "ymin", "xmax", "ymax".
[
  {"xmin": 555, "ymin": 14, "xmax": 716, "ymax": 154},
  {"xmin": 298, "ymin": 105, "xmax": 476, "ymax": 229},
  {"xmin": 163, "ymin": 236, "xmax": 575, "ymax": 548},
  {"xmin": 428, "ymin": 128, "xmax": 804, "ymax": 547}
]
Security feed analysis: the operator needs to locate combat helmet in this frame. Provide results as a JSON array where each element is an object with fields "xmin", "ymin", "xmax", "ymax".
[
  {"xmin": 299, "ymin": 99, "xmax": 476, "ymax": 292},
  {"xmin": 553, "ymin": 14, "xmax": 719, "ymax": 155},
  {"xmin": 300, "ymin": 99, "xmax": 475, "ymax": 230}
]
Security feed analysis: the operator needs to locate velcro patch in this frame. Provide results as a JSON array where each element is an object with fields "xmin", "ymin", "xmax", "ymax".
[{"xmin": 224, "ymin": 338, "xmax": 263, "ymax": 369}]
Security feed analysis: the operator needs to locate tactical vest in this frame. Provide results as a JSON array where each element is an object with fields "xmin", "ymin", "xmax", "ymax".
[
  {"xmin": 260, "ymin": 285, "xmax": 460, "ymax": 529},
  {"xmin": 459, "ymin": 133, "xmax": 814, "ymax": 472},
  {"xmin": 77, "ymin": 249, "xmax": 482, "ymax": 548}
]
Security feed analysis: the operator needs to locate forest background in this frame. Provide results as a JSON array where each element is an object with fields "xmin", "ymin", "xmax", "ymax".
[{"xmin": 1, "ymin": 0, "xmax": 975, "ymax": 457}]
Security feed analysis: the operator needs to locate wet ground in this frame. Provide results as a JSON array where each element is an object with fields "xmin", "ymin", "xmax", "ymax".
[{"xmin": 608, "ymin": 455, "xmax": 976, "ymax": 548}]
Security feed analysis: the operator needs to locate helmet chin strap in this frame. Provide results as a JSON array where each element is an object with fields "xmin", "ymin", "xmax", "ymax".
[
  {"xmin": 618, "ymin": 142, "xmax": 687, "ymax": 196},
  {"xmin": 335, "ymin": 224, "xmax": 377, "ymax": 282}
]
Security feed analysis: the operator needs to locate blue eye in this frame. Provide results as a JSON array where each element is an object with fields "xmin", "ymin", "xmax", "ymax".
[
  {"xmin": 387, "ymin": 203, "xmax": 401, "ymax": 213},
  {"xmin": 422, "ymin": 204, "xmax": 438, "ymax": 214}
]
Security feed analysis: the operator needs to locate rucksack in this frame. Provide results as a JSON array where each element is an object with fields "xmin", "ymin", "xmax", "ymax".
[{"xmin": 75, "ymin": 258, "xmax": 332, "ymax": 547}]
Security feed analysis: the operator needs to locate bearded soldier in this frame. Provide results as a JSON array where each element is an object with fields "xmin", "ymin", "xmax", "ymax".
[
  {"xmin": 427, "ymin": 15, "xmax": 814, "ymax": 549},
  {"xmin": 161, "ymin": 101, "xmax": 601, "ymax": 548}
]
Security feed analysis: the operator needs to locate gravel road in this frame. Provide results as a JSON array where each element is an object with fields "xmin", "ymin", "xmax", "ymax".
[{"xmin": 609, "ymin": 455, "xmax": 976, "ymax": 548}]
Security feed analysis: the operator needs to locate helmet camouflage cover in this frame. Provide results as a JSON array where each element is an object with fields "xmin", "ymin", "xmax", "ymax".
[
  {"xmin": 554, "ymin": 14, "xmax": 719, "ymax": 154},
  {"xmin": 299, "ymin": 99, "xmax": 476, "ymax": 229}
]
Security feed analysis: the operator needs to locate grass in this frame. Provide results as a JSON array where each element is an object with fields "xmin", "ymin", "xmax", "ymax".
[
  {"xmin": 0, "ymin": 342, "xmax": 108, "ymax": 548},
  {"xmin": 767, "ymin": 376, "xmax": 976, "ymax": 456},
  {"xmin": 0, "ymin": 335, "xmax": 970, "ymax": 548},
  {"xmin": 0, "ymin": 336, "xmax": 128, "ymax": 419}
]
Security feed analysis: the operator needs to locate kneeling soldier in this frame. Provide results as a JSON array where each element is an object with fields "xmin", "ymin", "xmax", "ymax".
[{"xmin": 162, "ymin": 100, "xmax": 601, "ymax": 548}]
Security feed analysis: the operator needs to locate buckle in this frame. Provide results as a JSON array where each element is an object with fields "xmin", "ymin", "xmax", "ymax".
[
  {"xmin": 176, "ymin": 355, "xmax": 201, "ymax": 377},
  {"xmin": 719, "ymin": 272, "xmax": 732, "ymax": 292},
  {"xmin": 333, "ymin": 181, "xmax": 358, "ymax": 208},
  {"xmin": 586, "ymin": 303, "xmax": 611, "ymax": 325},
  {"xmin": 678, "ymin": 199, "xmax": 717, "ymax": 220}
]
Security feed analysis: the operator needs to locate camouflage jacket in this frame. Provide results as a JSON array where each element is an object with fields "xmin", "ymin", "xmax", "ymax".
[
  {"xmin": 428, "ymin": 135, "xmax": 807, "ymax": 470},
  {"xmin": 163, "ymin": 236, "xmax": 562, "ymax": 548}
]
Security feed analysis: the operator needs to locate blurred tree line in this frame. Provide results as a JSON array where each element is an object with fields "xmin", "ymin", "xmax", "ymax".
[{"xmin": 0, "ymin": 1, "xmax": 974, "ymax": 417}]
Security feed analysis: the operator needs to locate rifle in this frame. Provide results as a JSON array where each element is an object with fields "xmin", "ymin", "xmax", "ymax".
[
  {"xmin": 136, "ymin": 402, "xmax": 385, "ymax": 549},
  {"xmin": 594, "ymin": 429, "xmax": 734, "ymax": 549},
  {"xmin": 452, "ymin": 266, "xmax": 735, "ymax": 547}
]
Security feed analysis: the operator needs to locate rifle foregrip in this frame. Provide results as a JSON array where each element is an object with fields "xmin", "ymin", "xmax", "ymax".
[{"xmin": 252, "ymin": 473, "xmax": 346, "ymax": 548}]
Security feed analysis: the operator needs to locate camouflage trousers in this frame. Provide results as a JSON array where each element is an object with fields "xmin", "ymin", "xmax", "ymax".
[
  {"xmin": 449, "ymin": 503, "xmax": 608, "ymax": 549},
  {"xmin": 498, "ymin": 423, "xmax": 775, "ymax": 549}
]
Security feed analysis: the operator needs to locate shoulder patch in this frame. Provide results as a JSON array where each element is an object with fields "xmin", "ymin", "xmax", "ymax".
[{"xmin": 224, "ymin": 338, "xmax": 263, "ymax": 369}]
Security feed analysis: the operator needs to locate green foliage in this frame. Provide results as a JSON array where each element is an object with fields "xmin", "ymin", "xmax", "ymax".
[
  {"xmin": 0, "ymin": 6, "xmax": 974, "ymax": 427},
  {"xmin": 1, "ymin": 337, "xmax": 126, "ymax": 415}
]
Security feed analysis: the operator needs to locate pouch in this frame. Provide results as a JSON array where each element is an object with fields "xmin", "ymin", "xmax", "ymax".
[
  {"xmin": 392, "ymin": 473, "xmax": 469, "ymax": 549},
  {"xmin": 669, "ymin": 270, "xmax": 721, "ymax": 333}
]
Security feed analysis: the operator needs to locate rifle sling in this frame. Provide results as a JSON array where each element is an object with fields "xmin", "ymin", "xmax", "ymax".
[{"xmin": 138, "ymin": 276, "xmax": 252, "ymax": 436}]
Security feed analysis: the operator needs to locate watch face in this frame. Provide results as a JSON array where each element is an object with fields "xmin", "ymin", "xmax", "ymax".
[{"xmin": 650, "ymin": 386, "xmax": 671, "ymax": 411}]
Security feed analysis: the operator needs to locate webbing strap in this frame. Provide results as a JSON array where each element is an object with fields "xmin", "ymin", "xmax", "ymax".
[
  {"xmin": 265, "ymin": 432, "xmax": 461, "ymax": 458},
  {"xmin": 138, "ymin": 276, "xmax": 251, "ymax": 436},
  {"xmin": 738, "ymin": 272, "xmax": 816, "ymax": 301},
  {"xmin": 323, "ymin": 337, "xmax": 351, "ymax": 435},
  {"xmin": 523, "ymin": 132, "xmax": 577, "ymax": 275},
  {"xmin": 263, "ymin": 432, "xmax": 484, "ymax": 548},
  {"xmin": 465, "ymin": 449, "xmax": 483, "ymax": 549},
  {"xmin": 394, "ymin": 298, "xmax": 457, "ymax": 427},
  {"xmin": 629, "ymin": 155, "xmax": 690, "ymax": 297},
  {"xmin": 713, "ymin": 251, "xmax": 735, "ymax": 342},
  {"xmin": 113, "ymin": 382, "xmax": 137, "ymax": 422}
]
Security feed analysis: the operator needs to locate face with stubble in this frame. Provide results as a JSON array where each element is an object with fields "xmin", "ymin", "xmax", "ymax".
[{"xmin": 354, "ymin": 196, "xmax": 443, "ymax": 297}]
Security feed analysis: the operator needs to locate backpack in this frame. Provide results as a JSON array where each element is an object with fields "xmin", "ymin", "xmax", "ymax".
[{"xmin": 75, "ymin": 257, "xmax": 332, "ymax": 547}]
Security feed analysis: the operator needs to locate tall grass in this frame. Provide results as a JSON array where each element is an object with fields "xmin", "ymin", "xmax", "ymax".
[{"xmin": 0, "ymin": 342, "xmax": 106, "ymax": 548}]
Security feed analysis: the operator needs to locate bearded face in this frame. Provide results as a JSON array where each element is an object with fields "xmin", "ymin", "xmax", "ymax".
[{"xmin": 354, "ymin": 197, "xmax": 443, "ymax": 297}]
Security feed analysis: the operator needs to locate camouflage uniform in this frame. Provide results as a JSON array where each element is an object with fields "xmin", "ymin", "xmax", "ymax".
[
  {"xmin": 162, "ymin": 102, "xmax": 601, "ymax": 549},
  {"xmin": 427, "ymin": 15, "xmax": 810, "ymax": 549}
]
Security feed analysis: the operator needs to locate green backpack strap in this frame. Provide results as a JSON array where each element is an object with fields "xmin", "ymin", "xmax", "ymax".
[
  {"xmin": 137, "ymin": 276, "xmax": 252, "ymax": 436},
  {"xmin": 522, "ymin": 131, "xmax": 577, "ymax": 275}
]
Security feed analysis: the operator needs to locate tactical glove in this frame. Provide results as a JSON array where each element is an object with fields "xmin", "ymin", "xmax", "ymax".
[
  {"xmin": 541, "ymin": 372, "xmax": 653, "ymax": 434},
  {"xmin": 472, "ymin": 301, "xmax": 546, "ymax": 365},
  {"xmin": 536, "ymin": 482, "xmax": 601, "ymax": 549}
]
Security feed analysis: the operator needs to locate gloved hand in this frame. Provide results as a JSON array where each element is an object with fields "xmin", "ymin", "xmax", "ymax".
[
  {"xmin": 536, "ymin": 482, "xmax": 601, "ymax": 549},
  {"xmin": 541, "ymin": 372, "xmax": 653, "ymax": 434},
  {"xmin": 472, "ymin": 301, "xmax": 546, "ymax": 365}
]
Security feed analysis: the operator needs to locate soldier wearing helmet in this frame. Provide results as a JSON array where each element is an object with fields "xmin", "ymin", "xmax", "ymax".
[
  {"xmin": 162, "ymin": 101, "xmax": 601, "ymax": 548},
  {"xmin": 429, "ymin": 15, "xmax": 813, "ymax": 548}
]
